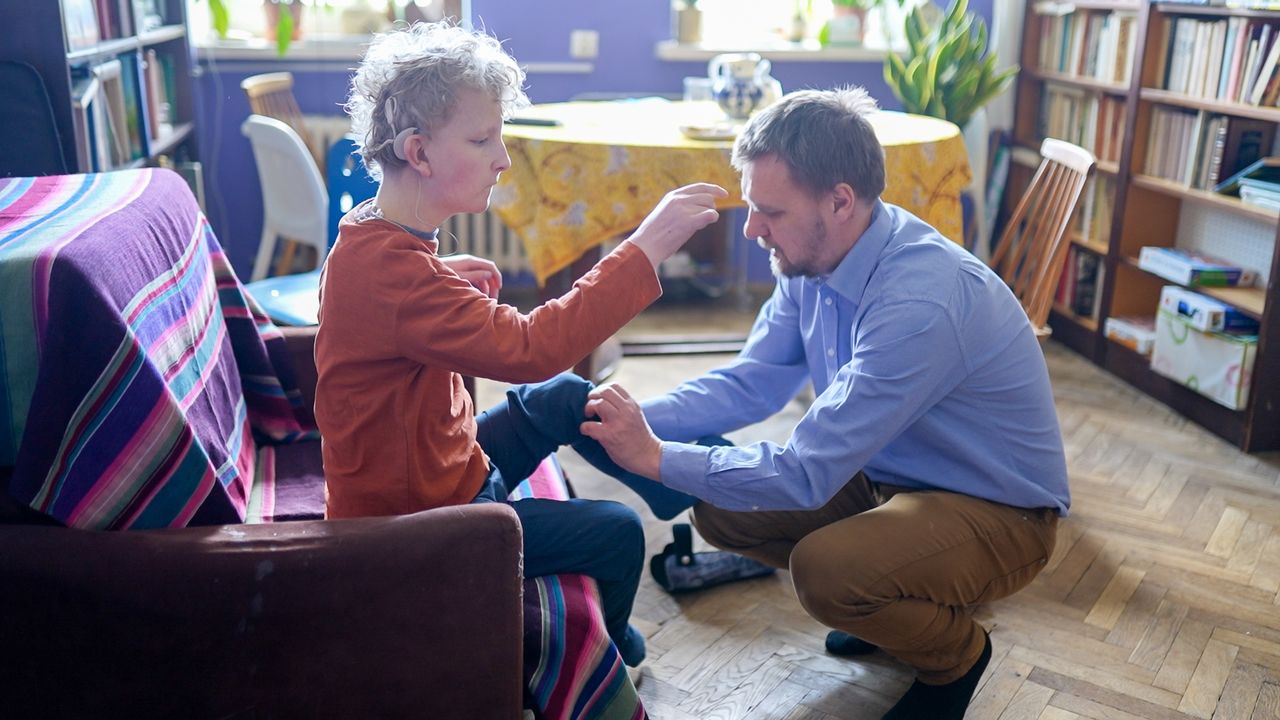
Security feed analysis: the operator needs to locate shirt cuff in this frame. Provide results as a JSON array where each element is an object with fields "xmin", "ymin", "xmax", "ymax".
[{"xmin": 658, "ymin": 441, "xmax": 709, "ymax": 496}]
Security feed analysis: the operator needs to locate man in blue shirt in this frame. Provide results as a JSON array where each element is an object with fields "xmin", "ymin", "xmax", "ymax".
[{"xmin": 581, "ymin": 87, "xmax": 1070, "ymax": 720}]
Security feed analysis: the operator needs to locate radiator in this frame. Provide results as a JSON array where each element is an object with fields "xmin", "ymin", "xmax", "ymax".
[
  {"xmin": 304, "ymin": 114, "xmax": 530, "ymax": 275},
  {"xmin": 439, "ymin": 211, "xmax": 531, "ymax": 275}
]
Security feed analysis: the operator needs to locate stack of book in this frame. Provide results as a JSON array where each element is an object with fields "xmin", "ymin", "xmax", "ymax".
[
  {"xmin": 1239, "ymin": 177, "xmax": 1280, "ymax": 209},
  {"xmin": 1137, "ymin": 246, "xmax": 1257, "ymax": 287}
]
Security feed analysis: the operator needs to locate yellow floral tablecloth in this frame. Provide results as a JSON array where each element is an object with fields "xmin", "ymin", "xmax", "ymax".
[{"xmin": 492, "ymin": 99, "xmax": 972, "ymax": 284}]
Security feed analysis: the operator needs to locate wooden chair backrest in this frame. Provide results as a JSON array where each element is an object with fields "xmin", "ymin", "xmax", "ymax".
[
  {"xmin": 241, "ymin": 72, "xmax": 318, "ymax": 166},
  {"xmin": 989, "ymin": 138, "xmax": 1096, "ymax": 342}
]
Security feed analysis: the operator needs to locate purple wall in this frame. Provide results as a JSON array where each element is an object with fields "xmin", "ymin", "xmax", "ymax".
[{"xmin": 198, "ymin": 0, "xmax": 993, "ymax": 280}]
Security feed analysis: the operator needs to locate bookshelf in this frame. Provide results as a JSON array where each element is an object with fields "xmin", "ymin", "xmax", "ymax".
[
  {"xmin": 0, "ymin": 0, "xmax": 198, "ymax": 178},
  {"xmin": 1010, "ymin": 0, "xmax": 1280, "ymax": 451},
  {"xmin": 1012, "ymin": 0, "xmax": 1143, "ymax": 358}
]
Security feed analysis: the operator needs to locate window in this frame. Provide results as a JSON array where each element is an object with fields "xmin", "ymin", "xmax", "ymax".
[
  {"xmin": 685, "ymin": 0, "xmax": 910, "ymax": 51},
  {"xmin": 188, "ymin": 0, "xmax": 462, "ymax": 45}
]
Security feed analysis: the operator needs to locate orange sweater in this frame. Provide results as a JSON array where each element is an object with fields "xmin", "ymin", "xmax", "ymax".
[{"xmin": 315, "ymin": 203, "xmax": 661, "ymax": 518}]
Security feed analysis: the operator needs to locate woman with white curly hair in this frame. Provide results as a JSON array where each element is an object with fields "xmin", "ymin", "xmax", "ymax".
[{"xmin": 314, "ymin": 21, "xmax": 727, "ymax": 669}]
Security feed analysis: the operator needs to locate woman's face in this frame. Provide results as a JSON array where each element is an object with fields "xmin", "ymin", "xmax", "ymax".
[{"xmin": 419, "ymin": 87, "xmax": 512, "ymax": 218}]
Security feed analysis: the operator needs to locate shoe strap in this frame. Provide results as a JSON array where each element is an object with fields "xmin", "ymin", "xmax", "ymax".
[{"xmin": 673, "ymin": 523, "xmax": 695, "ymax": 566}]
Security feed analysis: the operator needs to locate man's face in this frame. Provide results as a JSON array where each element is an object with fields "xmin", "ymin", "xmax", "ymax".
[
  {"xmin": 740, "ymin": 155, "xmax": 831, "ymax": 278},
  {"xmin": 419, "ymin": 88, "xmax": 512, "ymax": 216}
]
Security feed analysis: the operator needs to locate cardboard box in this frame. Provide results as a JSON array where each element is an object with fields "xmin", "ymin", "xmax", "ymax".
[
  {"xmin": 1105, "ymin": 315, "xmax": 1157, "ymax": 355},
  {"xmin": 1158, "ymin": 285, "xmax": 1260, "ymax": 333},
  {"xmin": 1151, "ymin": 309, "xmax": 1257, "ymax": 410}
]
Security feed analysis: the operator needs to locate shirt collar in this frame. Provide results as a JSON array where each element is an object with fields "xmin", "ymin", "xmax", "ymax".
[{"xmin": 821, "ymin": 199, "xmax": 891, "ymax": 305}]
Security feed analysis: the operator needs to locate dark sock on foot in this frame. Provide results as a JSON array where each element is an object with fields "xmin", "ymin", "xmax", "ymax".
[
  {"xmin": 825, "ymin": 630, "xmax": 878, "ymax": 656},
  {"xmin": 617, "ymin": 623, "xmax": 646, "ymax": 667},
  {"xmin": 881, "ymin": 631, "xmax": 993, "ymax": 720}
]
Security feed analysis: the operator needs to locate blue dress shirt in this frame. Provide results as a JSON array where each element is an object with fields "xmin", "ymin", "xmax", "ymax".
[{"xmin": 643, "ymin": 201, "xmax": 1070, "ymax": 514}]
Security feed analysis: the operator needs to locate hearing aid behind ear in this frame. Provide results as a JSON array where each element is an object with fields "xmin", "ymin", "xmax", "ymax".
[
  {"xmin": 386, "ymin": 95, "xmax": 420, "ymax": 161},
  {"xmin": 392, "ymin": 126, "xmax": 419, "ymax": 161}
]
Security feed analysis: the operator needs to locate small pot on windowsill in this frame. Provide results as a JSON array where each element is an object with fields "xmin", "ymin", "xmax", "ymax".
[
  {"xmin": 822, "ymin": 0, "xmax": 869, "ymax": 47},
  {"xmin": 264, "ymin": 0, "xmax": 303, "ymax": 48},
  {"xmin": 674, "ymin": 0, "xmax": 702, "ymax": 44}
]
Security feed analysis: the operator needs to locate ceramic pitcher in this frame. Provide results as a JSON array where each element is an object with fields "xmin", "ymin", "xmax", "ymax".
[{"xmin": 708, "ymin": 53, "xmax": 782, "ymax": 120}]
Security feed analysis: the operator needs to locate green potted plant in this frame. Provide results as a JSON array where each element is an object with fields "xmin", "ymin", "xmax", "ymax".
[
  {"xmin": 882, "ymin": 0, "xmax": 1016, "ymax": 129},
  {"xmin": 203, "ymin": 0, "xmax": 302, "ymax": 57},
  {"xmin": 819, "ymin": 0, "xmax": 877, "ymax": 47}
]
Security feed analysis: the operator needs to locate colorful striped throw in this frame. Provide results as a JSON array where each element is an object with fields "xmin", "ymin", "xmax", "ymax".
[
  {"xmin": 0, "ymin": 169, "xmax": 314, "ymax": 530},
  {"xmin": 511, "ymin": 458, "xmax": 647, "ymax": 720}
]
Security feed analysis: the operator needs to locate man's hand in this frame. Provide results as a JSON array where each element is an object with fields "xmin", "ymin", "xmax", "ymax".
[
  {"xmin": 580, "ymin": 383, "xmax": 664, "ymax": 481},
  {"xmin": 442, "ymin": 254, "xmax": 502, "ymax": 298},
  {"xmin": 627, "ymin": 183, "xmax": 729, "ymax": 269}
]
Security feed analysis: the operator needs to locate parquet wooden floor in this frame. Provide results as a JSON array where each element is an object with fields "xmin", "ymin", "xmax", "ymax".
[{"xmin": 477, "ymin": 337, "xmax": 1280, "ymax": 720}]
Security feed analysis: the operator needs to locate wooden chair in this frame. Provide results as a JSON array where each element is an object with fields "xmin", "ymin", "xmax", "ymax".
[
  {"xmin": 240, "ymin": 72, "xmax": 323, "ymax": 276},
  {"xmin": 989, "ymin": 138, "xmax": 1096, "ymax": 342}
]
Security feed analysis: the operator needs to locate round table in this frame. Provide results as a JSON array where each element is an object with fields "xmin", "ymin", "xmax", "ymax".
[{"xmin": 491, "ymin": 99, "xmax": 972, "ymax": 284}]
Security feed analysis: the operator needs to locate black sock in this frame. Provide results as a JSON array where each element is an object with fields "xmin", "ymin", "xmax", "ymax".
[
  {"xmin": 882, "ymin": 630, "xmax": 992, "ymax": 720},
  {"xmin": 825, "ymin": 630, "xmax": 878, "ymax": 656}
]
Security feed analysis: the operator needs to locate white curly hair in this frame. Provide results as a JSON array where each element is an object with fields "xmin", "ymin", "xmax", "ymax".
[{"xmin": 345, "ymin": 21, "xmax": 529, "ymax": 180}]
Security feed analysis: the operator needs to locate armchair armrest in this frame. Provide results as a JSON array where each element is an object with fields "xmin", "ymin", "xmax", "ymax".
[
  {"xmin": 0, "ymin": 503, "xmax": 524, "ymax": 719},
  {"xmin": 280, "ymin": 325, "xmax": 319, "ymax": 420}
]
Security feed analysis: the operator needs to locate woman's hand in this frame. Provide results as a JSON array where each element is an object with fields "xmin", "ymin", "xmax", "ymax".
[
  {"xmin": 442, "ymin": 254, "xmax": 503, "ymax": 298},
  {"xmin": 580, "ymin": 383, "xmax": 663, "ymax": 481}
]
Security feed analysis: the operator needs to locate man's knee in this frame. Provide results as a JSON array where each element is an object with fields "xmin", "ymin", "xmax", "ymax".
[
  {"xmin": 689, "ymin": 502, "xmax": 749, "ymax": 552},
  {"xmin": 789, "ymin": 533, "xmax": 878, "ymax": 628}
]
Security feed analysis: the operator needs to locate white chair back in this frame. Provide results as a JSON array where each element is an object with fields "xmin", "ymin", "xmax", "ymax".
[{"xmin": 242, "ymin": 114, "xmax": 329, "ymax": 281}]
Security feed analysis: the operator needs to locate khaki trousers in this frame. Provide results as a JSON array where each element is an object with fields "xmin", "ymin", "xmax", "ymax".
[{"xmin": 691, "ymin": 472, "xmax": 1058, "ymax": 684}]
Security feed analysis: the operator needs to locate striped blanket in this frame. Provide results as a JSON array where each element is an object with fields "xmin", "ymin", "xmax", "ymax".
[
  {"xmin": 512, "ymin": 458, "xmax": 648, "ymax": 720},
  {"xmin": 0, "ymin": 169, "xmax": 313, "ymax": 529}
]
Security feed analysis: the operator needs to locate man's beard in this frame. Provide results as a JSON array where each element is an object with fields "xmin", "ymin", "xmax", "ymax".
[{"xmin": 766, "ymin": 219, "xmax": 827, "ymax": 278}]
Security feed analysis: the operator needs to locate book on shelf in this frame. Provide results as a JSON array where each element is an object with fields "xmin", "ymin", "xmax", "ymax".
[
  {"xmin": 1054, "ymin": 245, "xmax": 1104, "ymax": 319},
  {"xmin": 1238, "ymin": 177, "xmax": 1280, "ymax": 208},
  {"xmin": 61, "ymin": 0, "xmax": 100, "ymax": 51},
  {"xmin": 92, "ymin": 59, "xmax": 130, "ymax": 168},
  {"xmin": 1137, "ymin": 246, "xmax": 1257, "ymax": 287},
  {"xmin": 69, "ymin": 72, "xmax": 99, "ymax": 173},
  {"xmin": 1214, "ymin": 155, "xmax": 1280, "ymax": 195},
  {"xmin": 132, "ymin": 0, "xmax": 163, "ymax": 32}
]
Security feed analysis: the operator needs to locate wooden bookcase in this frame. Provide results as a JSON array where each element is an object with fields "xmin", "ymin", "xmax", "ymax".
[
  {"xmin": 0, "ymin": 0, "xmax": 197, "ymax": 175},
  {"xmin": 1011, "ymin": 0, "xmax": 1280, "ymax": 451}
]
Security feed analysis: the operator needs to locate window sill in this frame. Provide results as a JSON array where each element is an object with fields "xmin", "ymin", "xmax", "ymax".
[
  {"xmin": 196, "ymin": 37, "xmax": 592, "ymax": 73},
  {"xmin": 655, "ymin": 39, "xmax": 900, "ymax": 63}
]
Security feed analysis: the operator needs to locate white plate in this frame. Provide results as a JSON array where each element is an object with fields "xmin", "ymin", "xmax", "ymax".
[{"xmin": 679, "ymin": 124, "xmax": 739, "ymax": 141}]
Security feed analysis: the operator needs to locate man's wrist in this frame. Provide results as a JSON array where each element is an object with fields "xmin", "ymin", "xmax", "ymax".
[{"xmin": 630, "ymin": 435, "xmax": 660, "ymax": 482}]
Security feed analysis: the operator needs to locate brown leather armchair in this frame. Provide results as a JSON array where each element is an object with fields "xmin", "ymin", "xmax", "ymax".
[{"xmin": 0, "ymin": 326, "xmax": 524, "ymax": 719}]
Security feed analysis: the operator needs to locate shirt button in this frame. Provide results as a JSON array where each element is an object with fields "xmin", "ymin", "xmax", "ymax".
[
  {"xmin": 825, "ymin": 297, "xmax": 833, "ymax": 306},
  {"xmin": 827, "ymin": 348, "xmax": 835, "ymax": 357}
]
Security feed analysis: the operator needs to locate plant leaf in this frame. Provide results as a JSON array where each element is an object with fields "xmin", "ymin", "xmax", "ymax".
[
  {"xmin": 209, "ymin": 0, "xmax": 229, "ymax": 38},
  {"xmin": 275, "ymin": 5, "xmax": 293, "ymax": 57}
]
